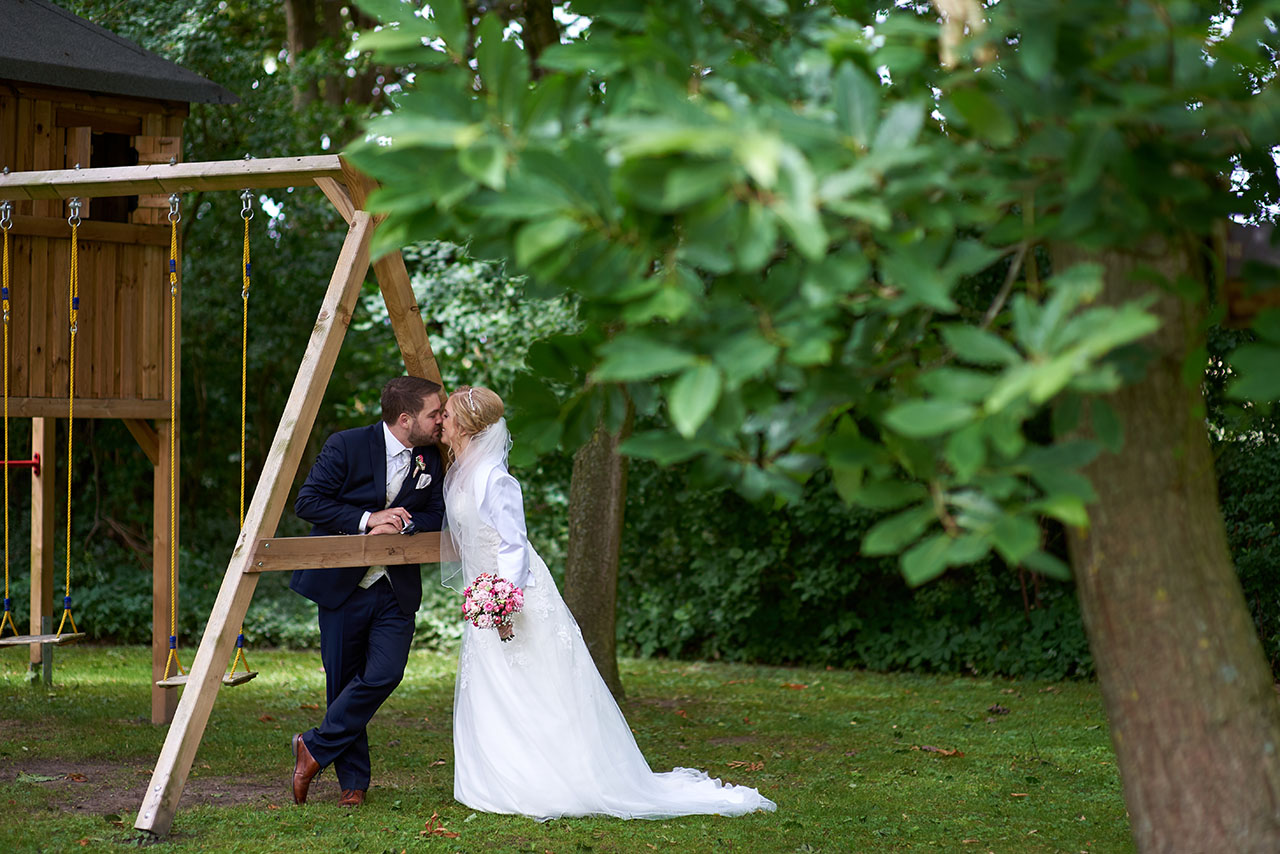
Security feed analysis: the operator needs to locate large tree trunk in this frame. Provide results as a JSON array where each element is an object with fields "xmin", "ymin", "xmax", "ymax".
[
  {"xmin": 563, "ymin": 411, "xmax": 632, "ymax": 700},
  {"xmin": 1056, "ymin": 242, "xmax": 1280, "ymax": 852}
]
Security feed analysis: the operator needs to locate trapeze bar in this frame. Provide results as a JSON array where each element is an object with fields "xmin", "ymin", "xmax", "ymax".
[
  {"xmin": 0, "ymin": 155, "xmax": 346, "ymax": 201},
  {"xmin": 0, "ymin": 631, "xmax": 85, "ymax": 647},
  {"xmin": 2, "ymin": 453, "xmax": 40, "ymax": 476}
]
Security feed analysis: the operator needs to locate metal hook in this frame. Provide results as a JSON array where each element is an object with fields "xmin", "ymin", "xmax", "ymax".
[
  {"xmin": 68, "ymin": 198, "xmax": 81, "ymax": 228},
  {"xmin": 240, "ymin": 188, "xmax": 254, "ymax": 221},
  {"xmin": 168, "ymin": 193, "xmax": 181, "ymax": 223},
  {"xmin": 0, "ymin": 200, "xmax": 12, "ymax": 231}
]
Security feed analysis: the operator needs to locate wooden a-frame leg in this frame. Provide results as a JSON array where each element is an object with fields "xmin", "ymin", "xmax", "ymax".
[
  {"xmin": 29, "ymin": 417, "xmax": 55, "ymax": 681},
  {"xmin": 373, "ymin": 250, "xmax": 443, "ymax": 385},
  {"xmin": 134, "ymin": 212, "xmax": 377, "ymax": 837}
]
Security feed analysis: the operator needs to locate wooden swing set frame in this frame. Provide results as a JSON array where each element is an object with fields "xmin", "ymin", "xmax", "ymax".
[{"xmin": 0, "ymin": 154, "xmax": 446, "ymax": 837}]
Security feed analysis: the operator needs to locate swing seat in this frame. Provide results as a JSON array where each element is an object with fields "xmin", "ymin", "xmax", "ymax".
[
  {"xmin": 0, "ymin": 631, "xmax": 85, "ymax": 647},
  {"xmin": 156, "ymin": 670, "xmax": 259, "ymax": 688}
]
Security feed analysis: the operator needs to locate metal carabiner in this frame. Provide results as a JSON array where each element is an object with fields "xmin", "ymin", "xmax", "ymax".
[
  {"xmin": 0, "ymin": 199, "xmax": 12, "ymax": 231},
  {"xmin": 67, "ymin": 198, "xmax": 82, "ymax": 228},
  {"xmin": 168, "ymin": 193, "xmax": 181, "ymax": 224},
  {"xmin": 240, "ymin": 188, "xmax": 254, "ymax": 222}
]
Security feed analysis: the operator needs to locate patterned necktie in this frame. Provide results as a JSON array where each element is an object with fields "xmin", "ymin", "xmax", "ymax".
[{"xmin": 386, "ymin": 448, "xmax": 411, "ymax": 507}]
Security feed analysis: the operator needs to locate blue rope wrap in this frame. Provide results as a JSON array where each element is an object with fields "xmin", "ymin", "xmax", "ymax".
[
  {"xmin": 169, "ymin": 635, "xmax": 177, "ymax": 649},
  {"xmin": 236, "ymin": 633, "xmax": 245, "ymax": 648},
  {"xmin": 63, "ymin": 595, "xmax": 71, "ymax": 608}
]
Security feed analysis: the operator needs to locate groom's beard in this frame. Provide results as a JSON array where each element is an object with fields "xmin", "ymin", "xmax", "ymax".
[{"xmin": 408, "ymin": 427, "xmax": 441, "ymax": 446}]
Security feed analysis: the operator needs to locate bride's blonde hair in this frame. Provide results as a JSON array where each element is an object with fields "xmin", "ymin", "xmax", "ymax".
[{"xmin": 448, "ymin": 385, "xmax": 504, "ymax": 439}]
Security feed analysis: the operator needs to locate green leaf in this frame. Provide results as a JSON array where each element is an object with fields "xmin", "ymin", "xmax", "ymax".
[
  {"xmin": 833, "ymin": 61, "xmax": 880, "ymax": 147},
  {"xmin": 620, "ymin": 431, "xmax": 702, "ymax": 465},
  {"xmin": 458, "ymin": 140, "xmax": 506, "ymax": 189},
  {"xmin": 854, "ymin": 479, "xmax": 929, "ymax": 510},
  {"xmin": 901, "ymin": 534, "xmax": 951, "ymax": 587},
  {"xmin": 884, "ymin": 400, "xmax": 978, "ymax": 438},
  {"xmin": 1018, "ymin": 18, "xmax": 1058, "ymax": 82},
  {"xmin": 1031, "ymin": 493, "xmax": 1089, "ymax": 528},
  {"xmin": 475, "ymin": 14, "xmax": 529, "ymax": 124},
  {"xmin": 1227, "ymin": 342, "xmax": 1280, "ymax": 401},
  {"xmin": 991, "ymin": 515, "xmax": 1041, "ymax": 564},
  {"xmin": 862, "ymin": 503, "xmax": 935, "ymax": 556},
  {"xmin": 669, "ymin": 363, "xmax": 723, "ymax": 438},
  {"xmin": 428, "ymin": 0, "xmax": 468, "ymax": 53},
  {"xmin": 948, "ymin": 87, "xmax": 1017, "ymax": 147},
  {"xmin": 514, "ymin": 216, "xmax": 585, "ymax": 268},
  {"xmin": 872, "ymin": 101, "xmax": 925, "ymax": 153},
  {"xmin": 944, "ymin": 422, "xmax": 986, "ymax": 481},
  {"xmin": 538, "ymin": 37, "xmax": 626, "ymax": 75},
  {"xmin": 1091, "ymin": 399, "xmax": 1123, "ymax": 453},
  {"xmin": 1023, "ymin": 550, "xmax": 1072, "ymax": 581},
  {"xmin": 941, "ymin": 325, "xmax": 1021, "ymax": 366},
  {"xmin": 594, "ymin": 337, "xmax": 699, "ymax": 381}
]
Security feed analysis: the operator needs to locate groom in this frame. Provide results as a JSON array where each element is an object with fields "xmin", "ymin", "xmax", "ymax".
[{"xmin": 289, "ymin": 376, "xmax": 446, "ymax": 806}]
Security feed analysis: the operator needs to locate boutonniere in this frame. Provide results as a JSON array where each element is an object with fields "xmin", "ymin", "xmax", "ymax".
[{"xmin": 412, "ymin": 453, "xmax": 427, "ymax": 478}]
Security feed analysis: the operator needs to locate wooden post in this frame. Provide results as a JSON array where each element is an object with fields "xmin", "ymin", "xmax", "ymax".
[
  {"xmin": 28, "ymin": 417, "xmax": 55, "ymax": 680},
  {"xmin": 152, "ymin": 419, "xmax": 178, "ymax": 724},
  {"xmin": 134, "ymin": 211, "xmax": 376, "ymax": 838},
  {"xmin": 337, "ymin": 158, "xmax": 442, "ymax": 385}
]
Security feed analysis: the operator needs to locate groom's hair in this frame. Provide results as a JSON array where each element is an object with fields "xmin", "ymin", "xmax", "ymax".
[{"xmin": 381, "ymin": 376, "xmax": 443, "ymax": 424}]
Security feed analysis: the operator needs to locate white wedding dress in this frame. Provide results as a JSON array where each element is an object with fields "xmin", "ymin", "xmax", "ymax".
[{"xmin": 446, "ymin": 421, "xmax": 777, "ymax": 821}]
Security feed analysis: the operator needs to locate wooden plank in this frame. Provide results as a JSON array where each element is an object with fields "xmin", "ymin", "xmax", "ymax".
[
  {"xmin": 4, "ymin": 397, "xmax": 169, "ymax": 419},
  {"xmin": 0, "ymin": 631, "xmax": 84, "ymax": 647},
  {"xmin": 12, "ymin": 83, "xmax": 188, "ymax": 120},
  {"xmin": 153, "ymin": 419, "xmax": 178, "ymax": 724},
  {"xmin": 13, "ymin": 96, "xmax": 32, "ymax": 218},
  {"xmin": 373, "ymin": 251, "xmax": 443, "ymax": 386},
  {"xmin": 119, "ymin": 245, "xmax": 140, "ymax": 398},
  {"xmin": 66, "ymin": 127, "xmax": 92, "ymax": 220},
  {"xmin": 141, "ymin": 245, "xmax": 161, "ymax": 398},
  {"xmin": 27, "ymin": 236, "xmax": 47, "ymax": 397},
  {"xmin": 54, "ymin": 107, "xmax": 141, "ymax": 136},
  {"xmin": 135, "ymin": 212, "xmax": 376, "ymax": 838},
  {"xmin": 0, "ymin": 91, "xmax": 17, "ymax": 182},
  {"xmin": 315, "ymin": 176, "xmax": 354, "ymax": 225},
  {"xmin": 0, "ymin": 155, "xmax": 347, "ymax": 201},
  {"xmin": 76, "ymin": 239, "xmax": 98, "ymax": 398},
  {"xmin": 123, "ymin": 419, "xmax": 159, "ymax": 465},
  {"xmin": 29, "ymin": 418, "xmax": 54, "ymax": 668},
  {"xmin": 245, "ymin": 531, "xmax": 443, "ymax": 573},
  {"xmin": 48, "ymin": 234, "xmax": 68, "ymax": 400},
  {"xmin": 30, "ymin": 100, "xmax": 53, "ymax": 218},
  {"xmin": 1, "ymin": 215, "xmax": 170, "ymax": 246},
  {"xmin": 10, "ymin": 233, "xmax": 29, "ymax": 398},
  {"xmin": 97, "ymin": 242, "xmax": 118, "ymax": 396}
]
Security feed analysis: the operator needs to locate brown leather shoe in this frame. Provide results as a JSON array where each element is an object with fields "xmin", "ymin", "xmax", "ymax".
[
  {"xmin": 338, "ymin": 789, "xmax": 366, "ymax": 807},
  {"xmin": 291, "ymin": 733, "xmax": 320, "ymax": 805}
]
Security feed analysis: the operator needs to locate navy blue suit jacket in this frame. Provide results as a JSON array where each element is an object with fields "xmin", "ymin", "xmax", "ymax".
[{"xmin": 291, "ymin": 422, "xmax": 445, "ymax": 615}]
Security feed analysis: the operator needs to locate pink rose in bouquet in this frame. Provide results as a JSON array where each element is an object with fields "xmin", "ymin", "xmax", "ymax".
[{"xmin": 462, "ymin": 572, "xmax": 525, "ymax": 639}]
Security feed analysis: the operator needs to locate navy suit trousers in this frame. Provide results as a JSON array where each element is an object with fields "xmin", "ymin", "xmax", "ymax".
[{"xmin": 302, "ymin": 578, "xmax": 415, "ymax": 791}]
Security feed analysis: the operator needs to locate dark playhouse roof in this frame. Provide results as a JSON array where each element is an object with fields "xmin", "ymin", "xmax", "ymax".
[{"xmin": 0, "ymin": 0, "xmax": 238, "ymax": 105}]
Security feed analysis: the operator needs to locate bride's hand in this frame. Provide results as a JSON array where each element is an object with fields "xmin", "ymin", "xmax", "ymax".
[{"xmin": 498, "ymin": 624, "xmax": 514, "ymax": 642}]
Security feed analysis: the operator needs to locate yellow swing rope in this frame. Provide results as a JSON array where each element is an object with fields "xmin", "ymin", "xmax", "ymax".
[
  {"xmin": 0, "ymin": 199, "xmax": 15, "ymax": 640},
  {"xmin": 227, "ymin": 189, "xmax": 253, "ymax": 679},
  {"xmin": 55, "ymin": 199, "xmax": 82, "ymax": 639},
  {"xmin": 161, "ymin": 194, "xmax": 184, "ymax": 680}
]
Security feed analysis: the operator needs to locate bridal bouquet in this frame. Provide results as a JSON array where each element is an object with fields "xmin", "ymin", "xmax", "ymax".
[{"xmin": 461, "ymin": 573, "xmax": 524, "ymax": 633}]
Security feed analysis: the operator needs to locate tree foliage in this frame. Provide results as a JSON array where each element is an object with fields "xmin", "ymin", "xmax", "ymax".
[{"xmin": 349, "ymin": 0, "xmax": 1280, "ymax": 587}]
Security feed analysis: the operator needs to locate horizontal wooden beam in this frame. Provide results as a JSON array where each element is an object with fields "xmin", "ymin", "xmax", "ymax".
[
  {"xmin": 245, "ymin": 532, "xmax": 443, "ymax": 573},
  {"xmin": 7, "ymin": 397, "xmax": 171, "ymax": 419},
  {"xmin": 0, "ymin": 155, "xmax": 345, "ymax": 201},
  {"xmin": 3, "ymin": 214, "xmax": 171, "ymax": 246}
]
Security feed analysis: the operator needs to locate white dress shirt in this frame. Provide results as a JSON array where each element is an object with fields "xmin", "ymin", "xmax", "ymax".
[
  {"xmin": 474, "ymin": 464, "xmax": 534, "ymax": 590},
  {"xmin": 358, "ymin": 423, "xmax": 414, "ymax": 589}
]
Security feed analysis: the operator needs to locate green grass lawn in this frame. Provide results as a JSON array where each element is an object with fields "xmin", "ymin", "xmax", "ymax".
[{"xmin": 0, "ymin": 646, "xmax": 1132, "ymax": 853}]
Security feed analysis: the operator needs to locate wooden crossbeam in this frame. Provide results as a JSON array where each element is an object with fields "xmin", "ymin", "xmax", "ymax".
[
  {"xmin": 0, "ymin": 155, "xmax": 345, "ymax": 200},
  {"xmin": 244, "ymin": 532, "xmax": 442, "ymax": 573}
]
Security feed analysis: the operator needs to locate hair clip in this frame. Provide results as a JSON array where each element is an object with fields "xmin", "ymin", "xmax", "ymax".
[{"xmin": 465, "ymin": 387, "xmax": 478, "ymax": 412}]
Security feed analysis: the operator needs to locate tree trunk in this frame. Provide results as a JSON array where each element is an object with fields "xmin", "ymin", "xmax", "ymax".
[
  {"xmin": 1056, "ymin": 242, "xmax": 1280, "ymax": 852},
  {"xmin": 283, "ymin": 0, "xmax": 320, "ymax": 109},
  {"xmin": 563, "ymin": 410, "xmax": 632, "ymax": 700}
]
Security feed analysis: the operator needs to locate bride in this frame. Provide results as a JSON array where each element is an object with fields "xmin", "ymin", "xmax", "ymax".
[{"xmin": 440, "ymin": 385, "xmax": 777, "ymax": 821}]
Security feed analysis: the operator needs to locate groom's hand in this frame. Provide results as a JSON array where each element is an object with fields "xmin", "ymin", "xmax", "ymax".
[
  {"xmin": 369, "ymin": 507, "xmax": 412, "ymax": 531},
  {"xmin": 367, "ymin": 522, "xmax": 399, "ymax": 535}
]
